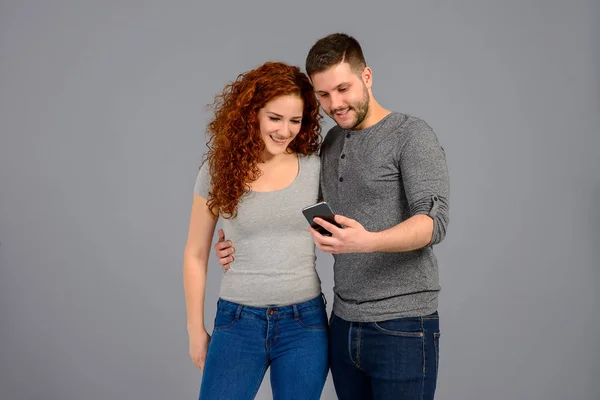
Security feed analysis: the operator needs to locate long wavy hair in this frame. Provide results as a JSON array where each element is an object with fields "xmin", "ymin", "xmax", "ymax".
[{"xmin": 203, "ymin": 61, "xmax": 322, "ymax": 219}]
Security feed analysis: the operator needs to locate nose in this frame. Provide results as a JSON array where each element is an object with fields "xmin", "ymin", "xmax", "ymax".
[
  {"xmin": 330, "ymin": 92, "xmax": 344, "ymax": 111},
  {"xmin": 278, "ymin": 121, "xmax": 291, "ymax": 137}
]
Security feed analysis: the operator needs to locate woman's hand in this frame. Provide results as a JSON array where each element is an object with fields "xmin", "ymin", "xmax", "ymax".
[{"xmin": 189, "ymin": 328, "xmax": 211, "ymax": 370}]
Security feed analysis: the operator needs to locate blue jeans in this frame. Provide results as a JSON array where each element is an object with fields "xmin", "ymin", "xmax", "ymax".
[
  {"xmin": 199, "ymin": 295, "xmax": 329, "ymax": 400},
  {"xmin": 330, "ymin": 311, "xmax": 440, "ymax": 400}
]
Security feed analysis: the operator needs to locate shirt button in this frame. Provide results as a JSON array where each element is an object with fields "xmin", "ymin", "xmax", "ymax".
[
  {"xmin": 339, "ymin": 177, "xmax": 344, "ymax": 182},
  {"xmin": 346, "ymin": 133, "xmax": 351, "ymax": 138},
  {"xmin": 341, "ymin": 154, "xmax": 345, "ymax": 159}
]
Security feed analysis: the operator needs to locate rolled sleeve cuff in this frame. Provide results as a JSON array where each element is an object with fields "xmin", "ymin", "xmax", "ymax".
[{"xmin": 410, "ymin": 195, "xmax": 449, "ymax": 246}]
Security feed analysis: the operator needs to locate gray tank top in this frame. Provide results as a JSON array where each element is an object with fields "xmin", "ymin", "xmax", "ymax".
[{"xmin": 194, "ymin": 154, "xmax": 322, "ymax": 306}]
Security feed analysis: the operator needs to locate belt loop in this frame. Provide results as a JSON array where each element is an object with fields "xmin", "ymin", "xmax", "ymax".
[
  {"xmin": 292, "ymin": 304, "xmax": 300, "ymax": 319},
  {"xmin": 234, "ymin": 305, "xmax": 243, "ymax": 320}
]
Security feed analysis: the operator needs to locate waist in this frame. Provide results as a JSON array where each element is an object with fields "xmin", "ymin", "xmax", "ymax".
[
  {"xmin": 216, "ymin": 293, "xmax": 327, "ymax": 320},
  {"xmin": 219, "ymin": 264, "xmax": 321, "ymax": 306},
  {"xmin": 333, "ymin": 290, "xmax": 439, "ymax": 322}
]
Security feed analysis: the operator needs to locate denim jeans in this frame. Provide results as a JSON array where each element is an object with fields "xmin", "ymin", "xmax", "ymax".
[
  {"xmin": 199, "ymin": 295, "xmax": 329, "ymax": 400},
  {"xmin": 329, "ymin": 311, "xmax": 440, "ymax": 400}
]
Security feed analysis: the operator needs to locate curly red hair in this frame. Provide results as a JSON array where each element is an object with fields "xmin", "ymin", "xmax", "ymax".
[{"xmin": 203, "ymin": 61, "xmax": 322, "ymax": 218}]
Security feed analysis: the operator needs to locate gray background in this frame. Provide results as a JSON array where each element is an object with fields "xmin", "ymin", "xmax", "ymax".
[{"xmin": 0, "ymin": 1, "xmax": 598, "ymax": 399}]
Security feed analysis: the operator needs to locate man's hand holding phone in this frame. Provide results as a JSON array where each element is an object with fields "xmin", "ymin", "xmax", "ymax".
[
  {"xmin": 309, "ymin": 213, "xmax": 376, "ymax": 254},
  {"xmin": 302, "ymin": 201, "xmax": 376, "ymax": 254}
]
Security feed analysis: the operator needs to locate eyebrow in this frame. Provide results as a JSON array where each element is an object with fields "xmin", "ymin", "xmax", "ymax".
[
  {"xmin": 267, "ymin": 112, "xmax": 302, "ymax": 119},
  {"xmin": 316, "ymin": 82, "xmax": 351, "ymax": 94}
]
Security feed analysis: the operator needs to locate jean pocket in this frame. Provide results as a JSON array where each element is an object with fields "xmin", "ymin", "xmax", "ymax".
[
  {"xmin": 213, "ymin": 310, "xmax": 239, "ymax": 331},
  {"xmin": 372, "ymin": 317, "xmax": 425, "ymax": 337},
  {"xmin": 296, "ymin": 308, "xmax": 327, "ymax": 331}
]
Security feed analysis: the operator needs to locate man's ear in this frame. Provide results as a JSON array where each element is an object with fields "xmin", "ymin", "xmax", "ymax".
[{"xmin": 361, "ymin": 66, "xmax": 373, "ymax": 88}]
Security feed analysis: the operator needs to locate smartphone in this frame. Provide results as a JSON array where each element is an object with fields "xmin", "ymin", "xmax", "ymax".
[{"xmin": 302, "ymin": 201, "xmax": 343, "ymax": 236}]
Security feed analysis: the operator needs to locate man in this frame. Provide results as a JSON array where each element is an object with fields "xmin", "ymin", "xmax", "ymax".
[{"xmin": 214, "ymin": 33, "xmax": 450, "ymax": 399}]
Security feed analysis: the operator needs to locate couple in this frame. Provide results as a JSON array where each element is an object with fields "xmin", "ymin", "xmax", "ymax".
[{"xmin": 183, "ymin": 33, "xmax": 450, "ymax": 400}]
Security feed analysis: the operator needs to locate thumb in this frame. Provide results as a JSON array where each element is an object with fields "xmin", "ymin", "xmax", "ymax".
[{"xmin": 217, "ymin": 229, "xmax": 225, "ymax": 242}]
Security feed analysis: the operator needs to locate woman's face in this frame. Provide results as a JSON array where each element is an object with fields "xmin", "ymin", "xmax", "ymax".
[{"xmin": 257, "ymin": 95, "xmax": 304, "ymax": 159}]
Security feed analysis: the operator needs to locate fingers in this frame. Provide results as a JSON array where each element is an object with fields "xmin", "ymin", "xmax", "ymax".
[
  {"xmin": 214, "ymin": 237, "xmax": 234, "ymax": 271},
  {"xmin": 220, "ymin": 256, "xmax": 233, "ymax": 270},
  {"xmin": 216, "ymin": 242, "xmax": 234, "ymax": 258},
  {"xmin": 309, "ymin": 227, "xmax": 334, "ymax": 243},
  {"xmin": 191, "ymin": 354, "xmax": 206, "ymax": 370},
  {"xmin": 190, "ymin": 343, "xmax": 210, "ymax": 370},
  {"xmin": 316, "ymin": 242, "xmax": 338, "ymax": 254},
  {"xmin": 216, "ymin": 243, "xmax": 235, "ymax": 271},
  {"xmin": 334, "ymin": 214, "xmax": 352, "ymax": 227},
  {"xmin": 214, "ymin": 230, "xmax": 235, "ymax": 270},
  {"xmin": 214, "ymin": 239, "xmax": 230, "ymax": 252},
  {"xmin": 313, "ymin": 217, "xmax": 343, "ymax": 236},
  {"xmin": 309, "ymin": 227, "xmax": 337, "ymax": 251}
]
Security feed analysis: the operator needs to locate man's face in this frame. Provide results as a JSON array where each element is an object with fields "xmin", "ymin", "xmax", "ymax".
[{"xmin": 310, "ymin": 62, "xmax": 371, "ymax": 130}]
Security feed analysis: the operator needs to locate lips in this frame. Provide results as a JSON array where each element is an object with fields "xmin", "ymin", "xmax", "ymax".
[
  {"xmin": 269, "ymin": 135, "xmax": 287, "ymax": 144},
  {"xmin": 333, "ymin": 108, "xmax": 352, "ymax": 118}
]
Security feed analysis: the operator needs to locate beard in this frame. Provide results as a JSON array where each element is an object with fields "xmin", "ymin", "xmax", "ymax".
[{"xmin": 329, "ymin": 84, "xmax": 370, "ymax": 130}]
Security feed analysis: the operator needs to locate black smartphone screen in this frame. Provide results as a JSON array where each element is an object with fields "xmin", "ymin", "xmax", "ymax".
[{"xmin": 301, "ymin": 202, "xmax": 342, "ymax": 236}]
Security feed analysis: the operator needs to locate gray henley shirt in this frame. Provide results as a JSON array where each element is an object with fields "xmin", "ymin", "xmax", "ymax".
[{"xmin": 319, "ymin": 112, "xmax": 450, "ymax": 322}]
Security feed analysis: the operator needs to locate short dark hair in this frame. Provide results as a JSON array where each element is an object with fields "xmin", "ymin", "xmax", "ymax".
[{"xmin": 305, "ymin": 33, "xmax": 367, "ymax": 77}]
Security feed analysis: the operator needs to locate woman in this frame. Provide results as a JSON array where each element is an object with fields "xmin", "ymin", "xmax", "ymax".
[{"xmin": 183, "ymin": 61, "xmax": 328, "ymax": 399}]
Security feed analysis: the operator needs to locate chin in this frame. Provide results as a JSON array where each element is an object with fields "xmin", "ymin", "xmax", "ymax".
[
  {"xmin": 337, "ymin": 120, "xmax": 356, "ymax": 130},
  {"xmin": 331, "ymin": 115, "xmax": 356, "ymax": 129},
  {"xmin": 264, "ymin": 146, "xmax": 288, "ymax": 157}
]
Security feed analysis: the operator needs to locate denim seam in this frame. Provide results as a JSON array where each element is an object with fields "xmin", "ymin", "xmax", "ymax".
[
  {"xmin": 297, "ymin": 306, "xmax": 322, "ymax": 314},
  {"xmin": 372, "ymin": 322, "xmax": 425, "ymax": 337},
  {"xmin": 348, "ymin": 322, "xmax": 356, "ymax": 369},
  {"xmin": 356, "ymin": 323, "xmax": 362, "ymax": 369},
  {"xmin": 218, "ymin": 305, "xmax": 321, "ymax": 316},
  {"xmin": 421, "ymin": 317, "xmax": 426, "ymax": 400},
  {"xmin": 218, "ymin": 313, "xmax": 268, "ymax": 320},
  {"xmin": 296, "ymin": 320, "xmax": 327, "ymax": 331},
  {"xmin": 347, "ymin": 322, "xmax": 352, "ymax": 363},
  {"xmin": 265, "ymin": 315, "xmax": 271, "ymax": 351},
  {"xmin": 295, "ymin": 309, "xmax": 327, "ymax": 331},
  {"xmin": 213, "ymin": 315, "xmax": 239, "ymax": 331},
  {"xmin": 213, "ymin": 322, "xmax": 238, "ymax": 331},
  {"xmin": 434, "ymin": 332, "xmax": 440, "ymax": 373},
  {"xmin": 234, "ymin": 312, "xmax": 323, "ymax": 320}
]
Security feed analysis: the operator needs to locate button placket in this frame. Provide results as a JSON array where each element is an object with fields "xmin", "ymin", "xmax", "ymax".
[{"xmin": 339, "ymin": 132, "xmax": 350, "ymax": 185}]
